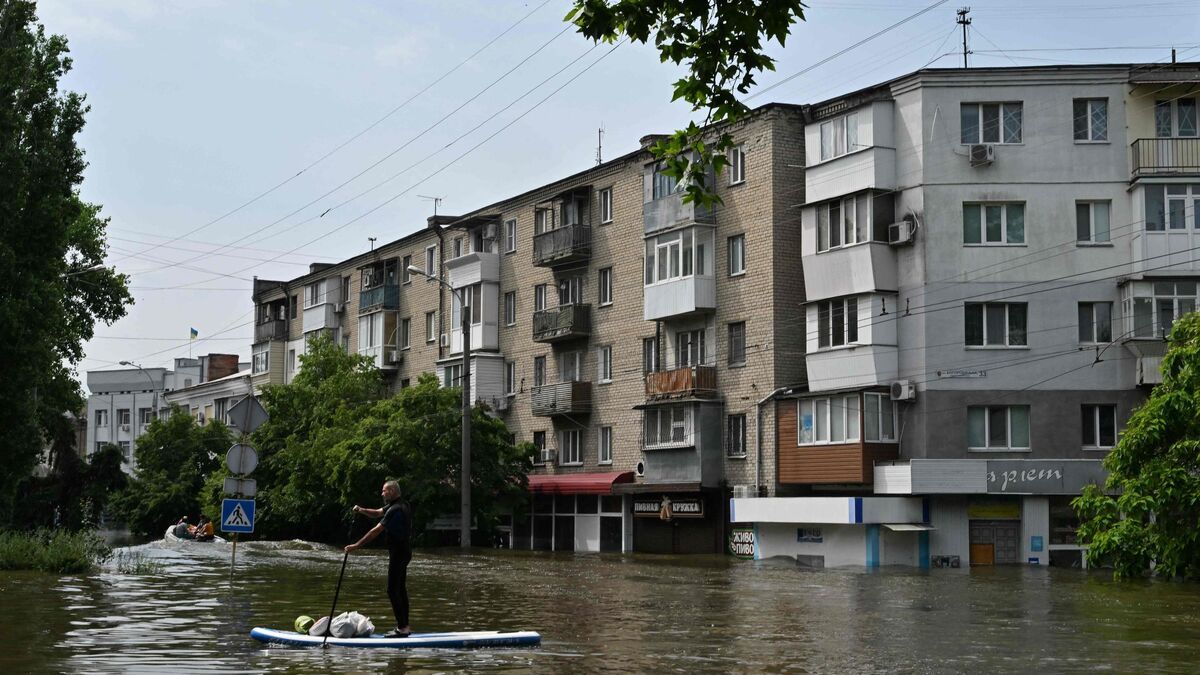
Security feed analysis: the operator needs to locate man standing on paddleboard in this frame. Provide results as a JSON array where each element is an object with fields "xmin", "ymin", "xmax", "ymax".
[{"xmin": 346, "ymin": 480, "xmax": 413, "ymax": 638}]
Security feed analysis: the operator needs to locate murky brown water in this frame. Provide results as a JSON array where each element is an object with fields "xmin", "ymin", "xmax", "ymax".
[{"xmin": 1, "ymin": 538, "xmax": 1199, "ymax": 673}]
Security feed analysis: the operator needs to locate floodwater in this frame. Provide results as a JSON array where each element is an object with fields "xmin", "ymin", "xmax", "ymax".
[{"xmin": 2, "ymin": 538, "xmax": 1199, "ymax": 674}]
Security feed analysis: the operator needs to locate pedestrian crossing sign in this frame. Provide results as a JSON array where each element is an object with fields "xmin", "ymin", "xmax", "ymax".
[{"xmin": 221, "ymin": 498, "xmax": 255, "ymax": 534}]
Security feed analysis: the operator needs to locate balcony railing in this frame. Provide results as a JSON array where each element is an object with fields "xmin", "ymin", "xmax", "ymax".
[
  {"xmin": 532, "ymin": 224, "xmax": 591, "ymax": 267},
  {"xmin": 358, "ymin": 284, "xmax": 400, "ymax": 313},
  {"xmin": 532, "ymin": 303, "xmax": 591, "ymax": 342},
  {"xmin": 644, "ymin": 365, "xmax": 718, "ymax": 401},
  {"xmin": 254, "ymin": 319, "xmax": 286, "ymax": 342},
  {"xmin": 1132, "ymin": 137, "xmax": 1200, "ymax": 177},
  {"xmin": 531, "ymin": 381, "xmax": 592, "ymax": 416}
]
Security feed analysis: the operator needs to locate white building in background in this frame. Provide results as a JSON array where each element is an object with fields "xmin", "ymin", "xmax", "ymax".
[{"xmin": 163, "ymin": 366, "xmax": 252, "ymax": 427}]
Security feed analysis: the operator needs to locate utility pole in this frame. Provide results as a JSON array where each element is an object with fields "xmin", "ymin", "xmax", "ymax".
[
  {"xmin": 957, "ymin": 7, "xmax": 972, "ymax": 68},
  {"xmin": 596, "ymin": 125, "xmax": 605, "ymax": 166}
]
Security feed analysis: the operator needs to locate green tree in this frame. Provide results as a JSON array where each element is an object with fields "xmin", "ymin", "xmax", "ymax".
[
  {"xmin": 1075, "ymin": 312, "xmax": 1200, "ymax": 579},
  {"xmin": 0, "ymin": 0, "xmax": 133, "ymax": 523},
  {"xmin": 113, "ymin": 409, "xmax": 230, "ymax": 537},
  {"xmin": 567, "ymin": 0, "xmax": 807, "ymax": 207}
]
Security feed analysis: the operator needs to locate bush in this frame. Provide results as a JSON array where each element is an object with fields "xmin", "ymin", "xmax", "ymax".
[
  {"xmin": 113, "ymin": 549, "xmax": 163, "ymax": 575},
  {"xmin": 0, "ymin": 529, "xmax": 112, "ymax": 573}
]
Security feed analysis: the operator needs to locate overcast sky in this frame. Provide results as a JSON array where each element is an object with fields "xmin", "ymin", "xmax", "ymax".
[{"xmin": 36, "ymin": 0, "xmax": 1199, "ymax": 387}]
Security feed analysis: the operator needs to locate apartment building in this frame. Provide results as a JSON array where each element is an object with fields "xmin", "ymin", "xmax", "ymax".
[
  {"xmin": 732, "ymin": 62, "xmax": 1200, "ymax": 569},
  {"xmin": 248, "ymin": 103, "xmax": 808, "ymax": 553}
]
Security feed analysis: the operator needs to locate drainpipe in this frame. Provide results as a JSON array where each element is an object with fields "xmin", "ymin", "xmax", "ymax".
[
  {"xmin": 430, "ymin": 221, "xmax": 446, "ymax": 360},
  {"xmin": 755, "ymin": 386, "xmax": 790, "ymax": 497}
]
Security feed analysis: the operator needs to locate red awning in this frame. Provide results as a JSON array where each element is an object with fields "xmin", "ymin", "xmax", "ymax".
[{"xmin": 527, "ymin": 471, "xmax": 635, "ymax": 495}]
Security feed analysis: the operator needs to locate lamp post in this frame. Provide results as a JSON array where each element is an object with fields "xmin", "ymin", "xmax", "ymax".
[
  {"xmin": 119, "ymin": 360, "xmax": 160, "ymax": 428},
  {"xmin": 408, "ymin": 265, "xmax": 472, "ymax": 549}
]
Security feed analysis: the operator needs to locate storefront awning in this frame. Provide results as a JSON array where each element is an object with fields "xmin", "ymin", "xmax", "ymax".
[
  {"xmin": 613, "ymin": 481, "xmax": 702, "ymax": 494},
  {"xmin": 883, "ymin": 523, "xmax": 935, "ymax": 532},
  {"xmin": 527, "ymin": 471, "xmax": 634, "ymax": 495}
]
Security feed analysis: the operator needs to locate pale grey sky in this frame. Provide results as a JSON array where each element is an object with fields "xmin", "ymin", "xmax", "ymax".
[{"xmin": 36, "ymin": 0, "xmax": 1199, "ymax": 386}]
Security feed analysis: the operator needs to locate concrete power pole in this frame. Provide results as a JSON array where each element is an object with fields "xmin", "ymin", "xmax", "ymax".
[{"xmin": 957, "ymin": 7, "xmax": 972, "ymax": 68}]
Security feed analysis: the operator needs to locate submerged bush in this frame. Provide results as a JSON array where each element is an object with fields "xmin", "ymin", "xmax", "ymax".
[
  {"xmin": 113, "ymin": 549, "xmax": 163, "ymax": 575},
  {"xmin": 0, "ymin": 529, "xmax": 112, "ymax": 573}
]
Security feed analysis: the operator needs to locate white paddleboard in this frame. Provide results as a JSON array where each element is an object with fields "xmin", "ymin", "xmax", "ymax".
[{"xmin": 250, "ymin": 626, "xmax": 541, "ymax": 649}]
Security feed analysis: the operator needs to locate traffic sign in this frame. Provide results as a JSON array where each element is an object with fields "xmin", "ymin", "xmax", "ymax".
[
  {"xmin": 227, "ymin": 396, "xmax": 269, "ymax": 434},
  {"xmin": 221, "ymin": 498, "xmax": 255, "ymax": 533},
  {"xmin": 223, "ymin": 476, "xmax": 257, "ymax": 497},
  {"xmin": 226, "ymin": 444, "xmax": 258, "ymax": 475}
]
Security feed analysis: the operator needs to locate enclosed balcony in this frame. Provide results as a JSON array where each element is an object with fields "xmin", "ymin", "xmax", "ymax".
[
  {"xmin": 254, "ymin": 318, "xmax": 286, "ymax": 343},
  {"xmin": 643, "ymin": 192, "xmax": 715, "ymax": 235},
  {"xmin": 532, "ymin": 304, "xmax": 591, "ymax": 343},
  {"xmin": 532, "ymin": 224, "xmax": 592, "ymax": 268},
  {"xmin": 302, "ymin": 303, "xmax": 338, "ymax": 333},
  {"xmin": 1131, "ymin": 138, "xmax": 1200, "ymax": 178},
  {"xmin": 445, "ymin": 250, "xmax": 500, "ymax": 288},
  {"xmin": 531, "ymin": 381, "xmax": 592, "ymax": 417},
  {"xmin": 358, "ymin": 284, "xmax": 399, "ymax": 313},
  {"xmin": 644, "ymin": 365, "xmax": 718, "ymax": 401}
]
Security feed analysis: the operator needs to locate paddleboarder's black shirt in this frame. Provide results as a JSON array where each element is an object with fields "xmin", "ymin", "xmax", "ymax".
[{"xmin": 382, "ymin": 500, "xmax": 411, "ymax": 555}]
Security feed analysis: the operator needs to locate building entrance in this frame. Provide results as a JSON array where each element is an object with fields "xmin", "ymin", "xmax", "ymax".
[{"xmin": 969, "ymin": 520, "xmax": 1020, "ymax": 565}]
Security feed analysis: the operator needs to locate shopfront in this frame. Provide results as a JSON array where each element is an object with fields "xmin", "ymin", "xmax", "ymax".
[
  {"xmin": 622, "ymin": 487, "xmax": 724, "ymax": 554},
  {"xmin": 512, "ymin": 471, "xmax": 634, "ymax": 552}
]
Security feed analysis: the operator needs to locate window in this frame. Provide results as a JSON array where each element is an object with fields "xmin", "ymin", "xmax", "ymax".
[
  {"xmin": 400, "ymin": 317, "xmax": 411, "ymax": 349},
  {"xmin": 1073, "ymin": 99, "xmax": 1108, "ymax": 142},
  {"xmin": 425, "ymin": 311, "xmax": 437, "ymax": 343},
  {"xmin": 452, "ymin": 236, "xmax": 463, "ymax": 259},
  {"xmin": 558, "ymin": 351, "xmax": 582, "ymax": 382},
  {"xmin": 118, "ymin": 441, "xmax": 131, "ymax": 461},
  {"xmin": 532, "ymin": 430, "xmax": 546, "ymax": 463},
  {"xmin": 961, "ymin": 102, "xmax": 1022, "ymax": 144},
  {"xmin": 963, "ymin": 203, "xmax": 1025, "ymax": 245},
  {"xmin": 289, "ymin": 294, "xmax": 297, "ymax": 319},
  {"xmin": 598, "ymin": 267, "xmax": 612, "ymax": 306},
  {"xmin": 797, "ymin": 395, "xmax": 860, "ymax": 445},
  {"xmin": 1155, "ymin": 97, "xmax": 1197, "ymax": 137},
  {"xmin": 728, "ymin": 322, "xmax": 746, "ymax": 365},
  {"xmin": 727, "ymin": 414, "xmax": 747, "ymax": 458},
  {"xmin": 288, "ymin": 349, "xmax": 297, "ymax": 374},
  {"xmin": 597, "ymin": 346, "xmax": 612, "ymax": 383},
  {"xmin": 359, "ymin": 312, "xmax": 381, "ymax": 350},
  {"xmin": 559, "ymin": 430, "xmax": 582, "ymax": 465},
  {"xmin": 651, "ymin": 163, "xmax": 677, "ymax": 200},
  {"xmin": 442, "ymin": 363, "xmax": 462, "ymax": 388},
  {"xmin": 451, "ymin": 283, "xmax": 483, "ymax": 327},
  {"xmin": 642, "ymin": 337, "xmax": 658, "ymax": 374},
  {"xmin": 599, "ymin": 188, "xmax": 613, "ymax": 224},
  {"xmin": 1078, "ymin": 302, "xmax": 1112, "ymax": 344},
  {"xmin": 644, "ymin": 405, "xmax": 693, "ymax": 448},
  {"xmin": 400, "ymin": 378, "xmax": 410, "ymax": 389},
  {"xmin": 533, "ymin": 356, "xmax": 546, "ymax": 387},
  {"xmin": 252, "ymin": 342, "xmax": 270, "ymax": 374},
  {"xmin": 816, "ymin": 194, "xmax": 876, "ymax": 251},
  {"xmin": 1144, "ymin": 184, "xmax": 1200, "ymax": 231},
  {"xmin": 819, "ymin": 112, "xmax": 858, "ymax": 161},
  {"xmin": 965, "ymin": 302, "xmax": 1027, "ymax": 347},
  {"xmin": 424, "ymin": 245, "xmax": 436, "ymax": 276},
  {"xmin": 138, "ymin": 408, "xmax": 153, "ymax": 426},
  {"xmin": 968, "ymin": 405, "xmax": 1031, "ymax": 450},
  {"xmin": 534, "ymin": 284, "xmax": 547, "ymax": 311},
  {"xmin": 342, "ymin": 276, "xmax": 351, "ymax": 303},
  {"xmin": 816, "ymin": 297, "xmax": 859, "ymax": 348},
  {"xmin": 599, "ymin": 426, "xmax": 613, "ymax": 464},
  {"xmin": 504, "ymin": 219, "xmax": 517, "ymax": 253},
  {"xmin": 504, "ymin": 291, "xmax": 517, "ymax": 326},
  {"xmin": 534, "ymin": 208, "xmax": 550, "ymax": 234},
  {"xmin": 305, "ymin": 281, "xmax": 322, "ymax": 308},
  {"xmin": 558, "ymin": 276, "xmax": 583, "ymax": 306},
  {"xmin": 675, "ymin": 329, "xmax": 709, "ymax": 367},
  {"xmin": 728, "ymin": 144, "xmax": 746, "ymax": 184},
  {"xmin": 1127, "ymin": 281, "xmax": 1198, "ymax": 338},
  {"xmin": 1082, "ymin": 404, "xmax": 1117, "ymax": 449},
  {"xmin": 505, "ymin": 361, "xmax": 517, "ymax": 395},
  {"xmin": 1076, "ymin": 201, "xmax": 1110, "ymax": 243},
  {"xmin": 728, "ymin": 234, "xmax": 745, "ymax": 276},
  {"xmin": 402, "ymin": 255, "xmax": 413, "ymax": 284},
  {"xmin": 644, "ymin": 228, "xmax": 712, "ymax": 284},
  {"xmin": 95, "ymin": 409, "xmax": 108, "ymax": 427},
  {"xmin": 863, "ymin": 392, "xmax": 897, "ymax": 442}
]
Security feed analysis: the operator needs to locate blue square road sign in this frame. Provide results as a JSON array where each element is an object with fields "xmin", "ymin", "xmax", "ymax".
[{"xmin": 221, "ymin": 498, "xmax": 255, "ymax": 534}]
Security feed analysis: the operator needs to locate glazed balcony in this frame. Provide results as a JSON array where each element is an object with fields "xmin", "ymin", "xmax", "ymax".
[
  {"xmin": 532, "ymin": 304, "xmax": 591, "ymax": 343},
  {"xmin": 531, "ymin": 381, "xmax": 592, "ymax": 417},
  {"xmin": 254, "ymin": 319, "xmax": 286, "ymax": 343},
  {"xmin": 1131, "ymin": 138, "xmax": 1200, "ymax": 178},
  {"xmin": 532, "ymin": 225, "xmax": 592, "ymax": 268},
  {"xmin": 642, "ymin": 192, "xmax": 715, "ymax": 235},
  {"xmin": 358, "ymin": 284, "xmax": 399, "ymax": 313},
  {"xmin": 644, "ymin": 365, "xmax": 718, "ymax": 401}
]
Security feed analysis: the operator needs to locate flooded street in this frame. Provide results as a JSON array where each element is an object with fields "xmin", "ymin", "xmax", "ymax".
[{"xmin": 2, "ymin": 539, "xmax": 1200, "ymax": 673}]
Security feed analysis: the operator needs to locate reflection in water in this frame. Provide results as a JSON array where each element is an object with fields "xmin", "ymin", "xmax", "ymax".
[{"xmin": 1, "ymin": 538, "xmax": 1199, "ymax": 673}]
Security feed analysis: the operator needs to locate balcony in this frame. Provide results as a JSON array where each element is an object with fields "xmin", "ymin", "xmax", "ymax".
[
  {"xmin": 644, "ymin": 365, "xmax": 718, "ymax": 401},
  {"xmin": 532, "ymin": 225, "xmax": 592, "ymax": 268},
  {"xmin": 358, "ymin": 284, "xmax": 399, "ymax": 313},
  {"xmin": 802, "ymin": 242, "xmax": 897, "ymax": 301},
  {"xmin": 805, "ymin": 146, "xmax": 897, "ymax": 204},
  {"xmin": 643, "ymin": 276, "xmax": 715, "ymax": 321},
  {"xmin": 643, "ymin": 193, "xmax": 715, "ymax": 235},
  {"xmin": 302, "ymin": 302, "xmax": 338, "ymax": 333},
  {"xmin": 445, "ymin": 250, "xmax": 500, "ymax": 288},
  {"xmin": 1132, "ymin": 138, "xmax": 1200, "ymax": 178},
  {"xmin": 532, "ymin": 304, "xmax": 591, "ymax": 343},
  {"xmin": 778, "ymin": 443, "xmax": 899, "ymax": 485},
  {"xmin": 254, "ymin": 319, "xmax": 286, "ymax": 343},
  {"xmin": 531, "ymin": 381, "xmax": 592, "ymax": 417}
]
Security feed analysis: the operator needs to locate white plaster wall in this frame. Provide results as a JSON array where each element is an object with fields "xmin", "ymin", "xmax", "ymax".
[
  {"xmin": 1022, "ymin": 496, "xmax": 1050, "ymax": 566},
  {"xmin": 756, "ymin": 522, "xmax": 867, "ymax": 567}
]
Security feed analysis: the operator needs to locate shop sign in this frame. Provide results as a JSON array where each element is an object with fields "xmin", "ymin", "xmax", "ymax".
[
  {"xmin": 985, "ymin": 460, "xmax": 1107, "ymax": 494},
  {"xmin": 796, "ymin": 527, "xmax": 823, "ymax": 543},
  {"xmin": 967, "ymin": 498, "xmax": 1021, "ymax": 520},
  {"xmin": 633, "ymin": 496, "xmax": 705, "ymax": 520},
  {"xmin": 729, "ymin": 528, "xmax": 755, "ymax": 558}
]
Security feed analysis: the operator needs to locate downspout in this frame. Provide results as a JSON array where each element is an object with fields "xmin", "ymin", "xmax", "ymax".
[
  {"xmin": 431, "ymin": 222, "xmax": 446, "ymax": 360},
  {"xmin": 755, "ymin": 386, "xmax": 789, "ymax": 496}
]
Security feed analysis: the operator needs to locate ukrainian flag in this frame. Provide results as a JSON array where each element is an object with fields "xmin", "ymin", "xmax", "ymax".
[{"xmin": 190, "ymin": 327, "xmax": 199, "ymax": 340}]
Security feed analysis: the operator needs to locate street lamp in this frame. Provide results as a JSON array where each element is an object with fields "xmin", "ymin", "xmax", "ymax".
[
  {"xmin": 119, "ymin": 360, "xmax": 161, "ymax": 425},
  {"xmin": 407, "ymin": 265, "xmax": 472, "ymax": 549},
  {"xmin": 65, "ymin": 263, "xmax": 108, "ymax": 277}
]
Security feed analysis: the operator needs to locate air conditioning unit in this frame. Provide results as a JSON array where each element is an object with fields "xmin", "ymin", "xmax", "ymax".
[
  {"xmin": 888, "ymin": 219, "xmax": 916, "ymax": 246},
  {"xmin": 196, "ymin": 412, "xmax": 206, "ymax": 424},
  {"xmin": 440, "ymin": 334, "xmax": 450, "ymax": 347},
  {"xmin": 732, "ymin": 484, "xmax": 756, "ymax": 499},
  {"xmin": 119, "ymin": 424, "xmax": 130, "ymax": 432},
  {"xmin": 333, "ymin": 302, "xmax": 346, "ymax": 313},
  {"xmin": 490, "ymin": 396, "xmax": 510, "ymax": 412},
  {"xmin": 384, "ymin": 348, "xmax": 402, "ymax": 365},
  {"xmin": 969, "ymin": 143, "xmax": 995, "ymax": 167},
  {"xmin": 539, "ymin": 448, "xmax": 557, "ymax": 464},
  {"xmin": 890, "ymin": 380, "xmax": 917, "ymax": 401}
]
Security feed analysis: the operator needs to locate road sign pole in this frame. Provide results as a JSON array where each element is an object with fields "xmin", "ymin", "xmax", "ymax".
[{"xmin": 230, "ymin": 531, "xmax": 238, "ymax": 580}]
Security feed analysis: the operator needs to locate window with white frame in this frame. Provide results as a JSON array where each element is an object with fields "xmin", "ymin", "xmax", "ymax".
[
  {"xmin": 728, "ymin": 322, "xmax": 746, "ymax": 365},
  {"xmin": 651, "ymin": 163, "xmax": 677, "ymax": 200},
  {"xmin": 95, "ymin": 409, "xmax": 108, "ymax": 427},
  {"xmin": 401, "ymin": 254, "xmax": 412, "ymax": 284},
  {"xmin": 644, "ymin": 228, "xmax": 712, "ymax": 285},
  {"xmin": 1078, "ymin": 302, "xmax": 1112, "ymax": 343},
  {"xmin": 558, "ymin": 276, "xmax": 583, "ymax": 306},
  {"xmin": 452, "ymin": 236, "xmax": 463, "ymax": 259},
  {"xmin": 304, "ymin": 280, "xmax": 323, "ymax": 308},
  {"xmin": 424, "ymin": 246, "xmax": 436, "ymax": 276},
  {"xmin": 798, "ymin": 395, "xmax": 860, "ymax": 444},
  {"xmin": 965, "ymin": 302, "xmax": 1027, "ymax": 347},
  {"xmin": 727, "ymin": 413, "xmax": 747, "ymax": 457},
  {"xmin": 863, "ymin": 392, "xmax": 896, "ymax": 442},
  {"xmin": 644, "ymin": 405, "xmax": 693, "ymax": 448},
  {"xmin": 599, "ymin": 188, "xmax": 613, "ymax": 223},
  {"xmin": 816, "ymin": 195, "xmax": 872, "ymax": 251},
  {"xmin": 505, "ymin": 361, "xmax": 516, "ymax": 395},
  {"xmin": 1129, "ymin": 280, "xmax": 1197, "ymax": 338},
  {"xmin": 728, "ymin": 144, "xmax": 746, "ymax": 184},
  {"xmin": 559, "ymin": 429, "xmax": 582, "ymax": 465},
  {"xmin": 1073, "ymin": 98, "xmax": 1108, "ymax": 142},
  {"xmin": 534, "ymin": 208, "xmax": 551, "ymax": 234},
  {"xmin": 119, "ymin": 441, "xmax": 131, "ymax": 461},
  {"xmin": 816, "ymin": 297, "xmax": 858, "ymax": 348},
  {"xmin": 533, "ymin": 356, "xmax": 546, "ymax": 387},
  {"xmin": 598, "ymin": 267, "xmax": 613, "ymax": 306},
  {"xmin": 963, "ymin": 203, "xmax": 1025, "ymax": 245},
  {"xmin": 1076, "ymin": 201, "xmax": 1110, "ymax": 243},
  {"xmin": 819, "ymin": 112, "xmax": 858, "ymax": 161},
  {"xmin": 558, "ymin": 350, "xmax": 582, "ymax": 382},
  {"xmin": 504, "ymin": 291, "xmax": 516, "ymax": 326},
  {"xmin": 1081, "ymin": 404, "xmax": 1116, "ymax": 449},
  {"xmin": 968, "ymin": 405, "xmax": 1030, "ymax": 450},
  {"xmin": 1144, "ymin": 184, "xmax": 1200, "ymax": 231},
  {"xmin": 504, "ymin": 219, "xmax": 517, "ymax": 253},
  {"xmin": 138, "ymin": 408, "xmax": 153, "ymax": 426},
  {"xmin": 961, "ymin": 102, "xmax": 1022, "ymax": 144},
  {"xmin": 442, "ymin": 363, "xmax": 462, "ymax": 388},
  {"xmin": 117, "ymin": 409, "xmax": 131, "ymax": 426},
  {"xmin": 728, "ymin": 234, "xmax": 745, "ymax": 276},
  {"xmin": 1154, "ymin": 97, "xmax": 1197, "ymax": 137},
  {"xmin": 598, "ymin": 426, "xmax": 613, "ymax": 464},
  {"xmin": 534, "ymin": 284, "xmax": 547, "ymax": 311},
  {"xmin": 358, "ymin": 312, "xmax": 381, "ymax": 350},
  {"xmin": 675, "ymin": 329, "xmax": 709, "ymax": 367},
  {"xmin": 425, "ymin": 311, "xmax": 437, "ymax": 343},
  {"xmin": 252, "ymin": 342, "xmax": 270, "ymax": 374},
  {"xmin": 597, "ymin": 345, "xmax": 612, "ymax": 383},
  {"xmin": 451, "ymin": 283, "xmax": 482, "ymax": 328},
  {"xmin": 642, "ymin": 337, "xmax": 658, "ymax": 374},
  {"xmin": 400, "ymin": 317, "xmax": 411, "ymax": 349}
]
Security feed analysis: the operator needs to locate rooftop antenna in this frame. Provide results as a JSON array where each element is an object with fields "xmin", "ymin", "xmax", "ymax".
[
  {"xmin": 368, "ymin": 237, "xmax": 377, "ymax": 251},
  {"xmin": 417, "ymin": 194, "xmax": 444, "ymax": 217},
  {"xmin": 956, "ymin": 7, "xmax": 972, "ymax": 68},
  {"xmin": 596, "ymin": 124, "xmax": 605, "ymax": 166}
]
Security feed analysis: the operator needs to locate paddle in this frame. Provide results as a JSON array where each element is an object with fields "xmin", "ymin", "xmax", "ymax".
[{"xmin": 322, "ymin": 512, "xmax": 358, "ymax": 649}]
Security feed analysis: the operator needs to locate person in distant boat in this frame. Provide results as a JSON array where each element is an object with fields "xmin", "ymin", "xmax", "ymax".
[
  {"xmin": 346, "ymin": 480, "xmax": 412, "ymax": 638},
  {"xmin": 193, "ymin": 515, "xmax": 214, "ymax": 542},
  {"xmin": 172, "ymin": 516, "xmax": 193, "ymax": 539}
]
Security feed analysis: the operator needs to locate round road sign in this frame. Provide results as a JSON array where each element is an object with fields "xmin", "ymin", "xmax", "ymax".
[{"xmin": 226, "ymin": 443, "xmax": 259, "ymax": 475}]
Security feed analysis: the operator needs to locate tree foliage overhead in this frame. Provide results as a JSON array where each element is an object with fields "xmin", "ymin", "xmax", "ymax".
[
  {"xmin": 0, "ymin": 0, "xmax": 133, "ymax": 523},
  {"xmin": 567, "ymin": 0, "xmax": 807, "ymax": 207},
  {"xmin": 1075, "ymin": 312, "xmax": 1200, "ymax": 580}
]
